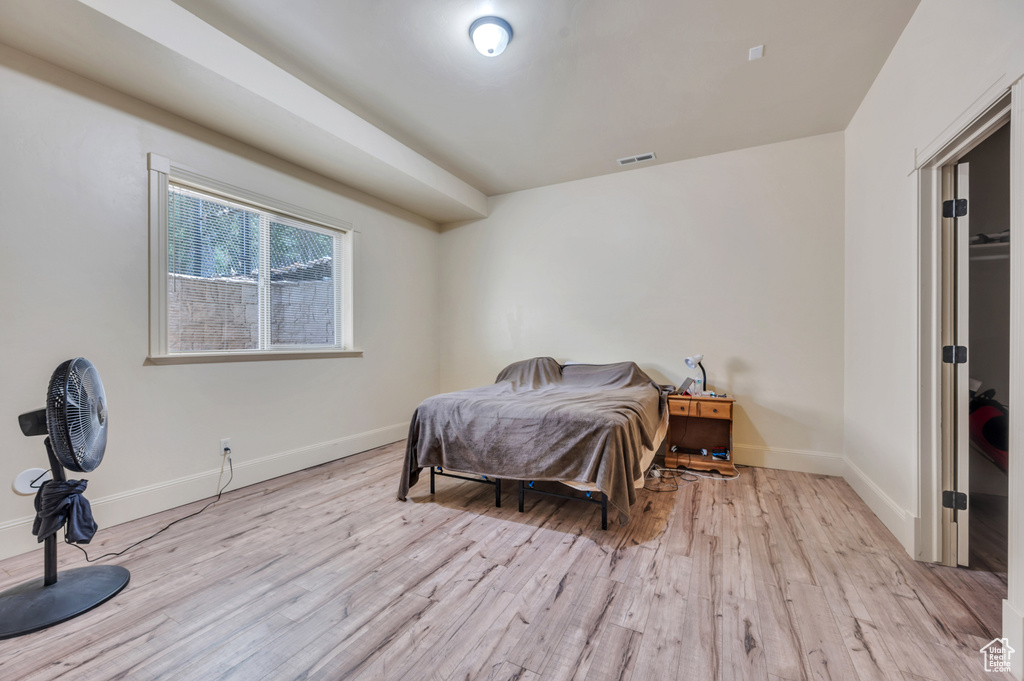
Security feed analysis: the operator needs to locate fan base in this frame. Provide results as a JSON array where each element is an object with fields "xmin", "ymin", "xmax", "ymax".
[{"xmin": 0, "ymin": 565, "xmax": 130, "ymax": 640}]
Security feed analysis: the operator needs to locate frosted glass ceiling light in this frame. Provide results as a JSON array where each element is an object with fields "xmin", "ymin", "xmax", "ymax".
[{"xmin": 470, "ymin": 16, "xmax": 512, "ymax": 57}]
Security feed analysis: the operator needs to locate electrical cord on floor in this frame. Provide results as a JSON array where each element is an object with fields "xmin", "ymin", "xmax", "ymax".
[
  {"xmin": 68, "ymin": 451, "xmax": 234, "ymax": 562},
  {"xmin": 644, "ymin": 463, "xmax": 698, "ymax": 492}
]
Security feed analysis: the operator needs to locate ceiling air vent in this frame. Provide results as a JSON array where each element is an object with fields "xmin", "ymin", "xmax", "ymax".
[{"xmin": 617, "ymin": 152, "xmax": 656, "ymax": 167}]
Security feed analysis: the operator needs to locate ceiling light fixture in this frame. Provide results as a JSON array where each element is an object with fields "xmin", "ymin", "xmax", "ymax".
[{"xmin": 470, "ymin": 16, "xmax": 512, "ymax": 57}]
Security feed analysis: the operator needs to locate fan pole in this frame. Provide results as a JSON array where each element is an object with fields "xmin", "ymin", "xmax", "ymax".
[
  {"xmin": 43, "ymin": 437, "xmax": 65, "ymax": 586},
  {"xmin": 0, "ymin": 359, "xmax": 130, "ymax": 640},
  {"xmin": 0, "ymin": 435, "xmax": 130, "ymax": 639}
]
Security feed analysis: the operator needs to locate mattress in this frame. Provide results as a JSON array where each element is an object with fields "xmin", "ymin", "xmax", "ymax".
[{"xmin": 398, "ymin": 357, "xmax": 666, "ymax": 524}]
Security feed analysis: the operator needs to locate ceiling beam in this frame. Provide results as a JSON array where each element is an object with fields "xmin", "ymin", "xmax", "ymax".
[{"xmin": 6, "ymin": 0, "xmax": 488, "ymax": 222}]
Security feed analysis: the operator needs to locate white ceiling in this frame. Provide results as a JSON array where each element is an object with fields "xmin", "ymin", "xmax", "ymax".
[
  {"xmin": 170, "ymin": 0, "xmax": 921, "ymax": 195},
  {"xmin": 0, "ymin": 0, "xmax": 920, "ymax": 220}
]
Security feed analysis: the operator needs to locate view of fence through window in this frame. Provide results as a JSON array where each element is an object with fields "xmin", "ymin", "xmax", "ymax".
[{"xmin": 167, "ymin": 185, "xmax": 339, "ymax": 352}]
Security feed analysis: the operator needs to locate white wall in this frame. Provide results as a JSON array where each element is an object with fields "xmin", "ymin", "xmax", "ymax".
[
  {"xmin": 844, "ymin": 0, "xmax": 1024, "ymax": 548},
  {"xmin": 844, "ymin": 0, "xmax": 1024, "ymax": 674},
  {"xmin": 0, "ymin": 44, "xmax": 439, "ymax": 560},
  {"xmin": 439, "ymin": 132, "xmax": 846, "ymax": 472}
]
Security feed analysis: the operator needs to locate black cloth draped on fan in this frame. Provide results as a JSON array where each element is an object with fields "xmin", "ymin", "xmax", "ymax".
[{"xmin": 32, "ymin": 479, "xmax": 97, "ymax": 544}]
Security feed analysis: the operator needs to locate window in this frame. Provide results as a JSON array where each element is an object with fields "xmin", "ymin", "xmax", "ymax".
[{"xmin": 148, "ymin": 155, "xmax": 356, "ymax": 362}]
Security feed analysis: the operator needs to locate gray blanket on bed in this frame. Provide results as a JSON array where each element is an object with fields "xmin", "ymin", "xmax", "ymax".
[{"xmin": 397, "ymin": 357, "xmax": 665, "ymax": 525}]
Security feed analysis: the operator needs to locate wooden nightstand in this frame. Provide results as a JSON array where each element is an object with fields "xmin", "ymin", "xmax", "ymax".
[{"xmin": 664, "ymin": 395, "xmax": 736, "ymax": 476}]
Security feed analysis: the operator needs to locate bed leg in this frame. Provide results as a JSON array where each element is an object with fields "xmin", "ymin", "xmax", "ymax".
[
  {"xmin": 518, "ymin": 481, "xmax": 525, "ymax": 512},
  {"xmin": 430, "ymin": 466, "xmax": 435, "ymax": 495},
  {"xmin": 601, "ymin": 494, "xmax": 608, "ymax": 530},
  {"xmin": 495, "ymin": 478, "xmax": 502, "ymax": 508}
]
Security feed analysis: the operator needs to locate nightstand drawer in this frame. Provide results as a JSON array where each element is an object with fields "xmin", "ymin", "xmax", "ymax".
[
  {"xmin": 668, "ymin": 399, "xmax": 696, "ymax": 416},
  {"xmin": 698, "ymin": 402, "xmax": 731, "ymax": 419}
]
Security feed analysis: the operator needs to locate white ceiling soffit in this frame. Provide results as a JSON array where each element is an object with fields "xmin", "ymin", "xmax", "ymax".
[
  {"xmin": 170, "ymin": 0, "xmax": 921, "ymax": 196},
  {"xmin": 0, "ymin": 0, "xmax": 487, "ymax": 223},
  {"xmin": 0, "ymin": 0, "xmax": 921, "ymax": 208}
]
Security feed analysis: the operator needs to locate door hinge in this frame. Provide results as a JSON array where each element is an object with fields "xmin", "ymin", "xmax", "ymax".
[
  {"xmin": 942, "ymin": 199, "xmax": 968, "ymax": 218},
  {"xmin": 942, "ymin": 490, "xmax": 968, "ymax": 510},
  {"xmin": 942, "ymin": 345, "xmax": 967, "ymax": 364}
]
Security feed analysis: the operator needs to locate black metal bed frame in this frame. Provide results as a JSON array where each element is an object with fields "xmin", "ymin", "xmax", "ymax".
[
  {"xmin": 426, "ymin": 466, "xmax": 608, "ymax": 529},
  {"xmin": 429, "ymin": 466, "xmax": 502, "ymax": 507},
  {"xmin": 518, "ymin": 480, "xmax": 608, "ymax": 530}
]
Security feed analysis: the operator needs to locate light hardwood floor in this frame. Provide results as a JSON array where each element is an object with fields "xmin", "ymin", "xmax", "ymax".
[
  {"xmin": 0, "ymin": 442, "xmax": 1012, "ymax": 681},
  {"xmin": 970, "ymin": 492, "xmax": 1009, "ymax": 579}
]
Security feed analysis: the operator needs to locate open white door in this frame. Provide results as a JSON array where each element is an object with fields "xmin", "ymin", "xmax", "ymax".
[
  {"xmin": 917, "ymin": 91, "xmax": 1012, "ymax": 571},
  {"xmin": 954, "ymin": 162, "xmax": 971, "ymax": 567}
]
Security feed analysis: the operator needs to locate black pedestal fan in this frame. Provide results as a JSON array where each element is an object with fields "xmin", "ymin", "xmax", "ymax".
[{"xmin": 0, "ymin": 358, "xmax": 129, "ymax": 639}]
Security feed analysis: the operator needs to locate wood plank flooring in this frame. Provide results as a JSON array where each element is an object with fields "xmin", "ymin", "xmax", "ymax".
[
  {"xmin": 0, "ymin": 442, "xmax": 1011, "ymax": 681},
  {"xmin": 970, "ymin": 492, "xmax": 1008, "ymax": 578}
]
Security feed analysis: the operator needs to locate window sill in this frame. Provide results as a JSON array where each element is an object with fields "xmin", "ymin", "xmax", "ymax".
[{"xmin": 146, "ymin": 349, "xmax": 363, "ymax": 365}]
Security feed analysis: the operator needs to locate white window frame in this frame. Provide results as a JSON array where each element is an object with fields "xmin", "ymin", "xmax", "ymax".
[{"xmin": 147, "ymin": 153, "xmax": 359, "ymax": 364}]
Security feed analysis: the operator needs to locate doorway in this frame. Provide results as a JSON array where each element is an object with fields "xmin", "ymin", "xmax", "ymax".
[
  {"xmin": 914, "ymin": 90, "xmax": 1011, "ymax": 569},
  {"xmin": 916, "ymin": 78, "xmax": 1024, "ymax": 674},
  {"xmin": 942, "ymin": 123, "xmax": 1011, "ymax": 572}
]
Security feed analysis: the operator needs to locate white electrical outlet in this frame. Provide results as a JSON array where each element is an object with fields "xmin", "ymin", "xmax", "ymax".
[{"xmin": 220, "ymin": 438, "xmax": 231, "ymax": 457}]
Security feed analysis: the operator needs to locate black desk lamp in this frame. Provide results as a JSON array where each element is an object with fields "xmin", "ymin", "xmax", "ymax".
[{"xmin": 685, "ymin": 354, "xmax": 706, "ymax": 393}]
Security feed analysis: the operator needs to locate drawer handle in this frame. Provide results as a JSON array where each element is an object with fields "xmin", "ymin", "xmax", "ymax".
[{"xmin": 712, "ymin": 408, "xmax": 718, "ymax": 413}]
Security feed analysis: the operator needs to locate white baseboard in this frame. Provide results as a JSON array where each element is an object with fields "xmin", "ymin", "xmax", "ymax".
[
  {"xmin": 686, "ymin": 444, "xmax": 920, "ymax": 557},
  {"xmin": 0, "ymin": 422, "xmax": 407, "ymax": 562},
  {"xmin": 732, "ymin": 444, "xmax": 845, "ymax": 476},
  {"xmin": 842, "ymin": 458, "xmax": 917, "ymax": 555}
]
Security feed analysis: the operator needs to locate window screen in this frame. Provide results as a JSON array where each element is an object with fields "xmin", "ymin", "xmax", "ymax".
[
  {"xmin": 268, "ymin": 219, "xmax": 335, "ymax": 347},
  {"xmin": 166, "ymin": 184, "xmax": 346, "ymax": 353}
]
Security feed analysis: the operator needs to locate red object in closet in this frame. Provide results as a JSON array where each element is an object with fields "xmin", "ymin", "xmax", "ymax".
[{"xmin": 969, "ymin": 389, "xmax": 1009, "ymax": 473}]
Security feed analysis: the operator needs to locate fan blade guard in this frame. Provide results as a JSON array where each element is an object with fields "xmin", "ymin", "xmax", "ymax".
[{"xmin": 46, "ymin": 358, "xmax": 107, "ymax": 472}]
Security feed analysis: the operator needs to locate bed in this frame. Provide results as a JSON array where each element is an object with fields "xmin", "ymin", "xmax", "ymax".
[{"xmin": 396, "ymin": 357, "xmax": 667, "ymax": 526}]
